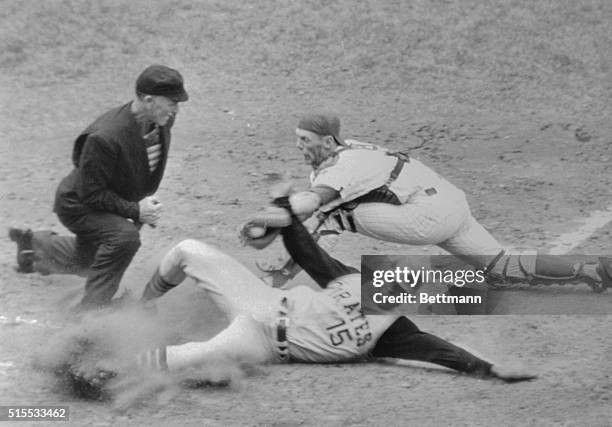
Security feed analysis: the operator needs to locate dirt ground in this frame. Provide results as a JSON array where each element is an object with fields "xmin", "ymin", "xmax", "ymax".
[{"xmin": 1, "ymin": 0, "xmax": 611, "ymax": 426}]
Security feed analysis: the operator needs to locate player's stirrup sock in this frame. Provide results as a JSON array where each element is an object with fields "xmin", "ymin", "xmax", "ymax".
[
  {"xmin": 136, "ymin": 347, "xmax": 168, "ymax": 371},
  {"xmin": 141, "ymin": 269, "xmax": 177, "ymax": 301}
]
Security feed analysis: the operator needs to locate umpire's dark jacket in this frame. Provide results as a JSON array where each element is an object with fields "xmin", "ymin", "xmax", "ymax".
[{"xmin": 54, "ymin": 102, "xmax": 172, "ymax": 221}]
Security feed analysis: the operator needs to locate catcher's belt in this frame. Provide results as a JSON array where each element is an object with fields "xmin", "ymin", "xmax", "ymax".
[{"xmin": 276, "ymin": 297, "xmax": 290, "ymax": 361}]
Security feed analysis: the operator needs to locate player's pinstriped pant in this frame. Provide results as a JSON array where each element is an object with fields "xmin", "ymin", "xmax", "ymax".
[
  {"xmin": 351, "ymin": 190, "xmax": 499, "ymax": 251},
  {"xmin": 351, "ymin": 190, "xmax": 503, "ymax": 267},
  {"xmin": 348, "ymin": 191, "xmax": 537, "ymax": 284}
]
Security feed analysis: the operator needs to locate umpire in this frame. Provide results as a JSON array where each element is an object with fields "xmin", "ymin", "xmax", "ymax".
[{"xmin": 9, "ymin": 64, "xmax": 189, "ymax": 310}]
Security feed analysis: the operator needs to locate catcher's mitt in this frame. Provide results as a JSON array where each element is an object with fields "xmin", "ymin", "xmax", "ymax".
[{"xmin": 239, "ymin": 206, "xmax": 292, "ymax": 249}]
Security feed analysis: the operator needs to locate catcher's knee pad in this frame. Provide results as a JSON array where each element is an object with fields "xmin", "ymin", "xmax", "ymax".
[
  {"xmin": 485, "ymin": 251, "xmax": 608, "ymax": 290},
  {"xmin": 485, "ymin": 250, "xmax": 537, "ymax": 284}
]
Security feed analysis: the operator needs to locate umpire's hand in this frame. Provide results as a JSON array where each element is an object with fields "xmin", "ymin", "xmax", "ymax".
[{"xmin": 139, "ymin": 196, "xmax": 163, "ymax": 227}]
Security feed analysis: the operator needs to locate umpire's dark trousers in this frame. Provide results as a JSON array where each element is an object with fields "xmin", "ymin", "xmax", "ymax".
[{"xmin": 29, "ymin": 212, "xmax": 141, "ymax": 309}]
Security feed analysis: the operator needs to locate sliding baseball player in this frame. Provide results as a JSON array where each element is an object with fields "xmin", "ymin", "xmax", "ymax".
[{"xmin": 63, "ymin": 210, "xmax": 534, "ymax": 398}]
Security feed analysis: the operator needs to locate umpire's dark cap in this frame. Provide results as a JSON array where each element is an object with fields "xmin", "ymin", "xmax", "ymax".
[
  {"xmin": 297, "ymin": 113, "xmax": 345, "ymax": 145},
  {"xmin": 136, "ymin": 65, "xmax": 189, "ymax": 102}
]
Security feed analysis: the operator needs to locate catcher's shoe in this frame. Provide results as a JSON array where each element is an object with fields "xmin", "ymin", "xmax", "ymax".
[
  {"xmin": 8, "ymin": 227, "xmax": 35, "ymax": 273},
  {"xmin": 257, "ymin": 257, "xmax": 301, "ymax": 289},
  {"xmin": 256, "ymin": 228, "xmax": 340, "ymax": 289},
  {"xmin": 596, "ymin": 257, "xmax": 612, "ymax": 292},
  {"xmin": 576, "ymin": 258, "xmax": 612, "ymax": 293},
  {"xmin": 259, "ymin": 267, "xmax": 294, "ymax": 289}
]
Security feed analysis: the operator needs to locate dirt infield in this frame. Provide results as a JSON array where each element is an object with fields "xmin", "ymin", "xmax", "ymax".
[{"xmin": 1, "ymin": 1, "xmax": 611, "ymax": 425}]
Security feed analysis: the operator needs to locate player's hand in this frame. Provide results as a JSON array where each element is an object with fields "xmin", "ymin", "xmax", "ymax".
[
  {"xmin": 490, "ymin": 363, "xmax": 537, "ymax": 382},
  {"xmin": 239, "ymin": 206, "xmax": 292, "ymax": 249},
  {"xmin": 139, "ymin": 196, "xmax": 163, "ymax": 227}
]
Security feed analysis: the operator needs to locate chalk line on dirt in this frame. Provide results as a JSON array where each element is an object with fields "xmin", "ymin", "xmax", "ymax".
[{"xmin": 547, "ymin": 205, "xmax": 612, "ymax": 255}]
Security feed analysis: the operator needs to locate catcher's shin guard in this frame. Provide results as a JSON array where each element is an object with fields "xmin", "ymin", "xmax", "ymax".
[
  {"xmin": 486, "ymin": 252, "xmax": 612, "ymax": 292},
  {"xmin": 527, "ymin": 255, "xmax": 611, "ymax": 293}
]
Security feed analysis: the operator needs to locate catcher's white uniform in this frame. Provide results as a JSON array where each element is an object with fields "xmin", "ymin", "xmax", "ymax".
[
  {"xmin": 311, "ymin": 140, "xmax": 503, "ymax": 258},
  {"xmin": 157, "ymin": 239, "xmax": 396, "ymax": 371},
  {"xmin": 287, "ymin": 136, "xmax": 608, "ymax": 294}
]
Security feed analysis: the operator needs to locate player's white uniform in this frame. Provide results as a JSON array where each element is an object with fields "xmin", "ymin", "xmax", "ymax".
[
  {"xmin": 156, "ymin": 239, "xmax": 397, "ymax": 371},
  {"xmin": 311, "ymin": 140, "xmax": 503, "ymax": 259}
]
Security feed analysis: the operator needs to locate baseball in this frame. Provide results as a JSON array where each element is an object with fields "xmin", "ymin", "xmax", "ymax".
[{"xmin": 247, "ymin": 226, "xmax": 267, "ymax": 238}]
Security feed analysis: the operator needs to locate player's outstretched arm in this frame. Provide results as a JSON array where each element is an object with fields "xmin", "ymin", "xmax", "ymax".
[
  {"xmin": 280, "ymin": 216, "xmax": 357, "ymax": 288},
  {"xmin": 371, "ymin": 317, "xmax": 536, "ymax": 383}
]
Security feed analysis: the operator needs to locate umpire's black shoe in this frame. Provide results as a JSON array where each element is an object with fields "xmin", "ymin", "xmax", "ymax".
[{"xmin": 8, "ymin": 227, "xmax": 35, "ymax": 273}]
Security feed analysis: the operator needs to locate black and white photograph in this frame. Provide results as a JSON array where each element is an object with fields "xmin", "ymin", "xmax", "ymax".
[{"xmin": 1, "ymin": 1, "xmax": 611, "ymax": 425}]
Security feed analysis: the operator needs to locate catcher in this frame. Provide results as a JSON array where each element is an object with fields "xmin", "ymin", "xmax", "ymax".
[
  {"xmin": 247, "ymin": 112, "xmax": 611, "ymax": 310},
  {"xmin": 67, "ymin": 205, "xmax": 535, "ymax": 399}
]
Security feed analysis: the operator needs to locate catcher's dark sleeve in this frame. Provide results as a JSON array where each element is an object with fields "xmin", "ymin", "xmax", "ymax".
[
  {"xmin": 371, "ymin": 317, "xmax": 493, "ymax": 376},
  {"xmin": 280, "ymin": 219, "xmax": 357, "ymax": 288}
]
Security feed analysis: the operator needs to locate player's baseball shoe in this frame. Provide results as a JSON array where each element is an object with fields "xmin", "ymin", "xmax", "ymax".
[
  {"xmin": 55, "ymin": 336, "xmax": 119, "ymax": 400},
  {"xmin": 8, "ymin": 227, "xmax": 35, "ymax": 273},
  {"xmin": 65, "ymin": 363, "xmax": 117, "ymax": 401},
  {"xmin": 63, "ymin": 346, "xmax": 171, "ymax": 401}
]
